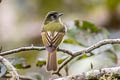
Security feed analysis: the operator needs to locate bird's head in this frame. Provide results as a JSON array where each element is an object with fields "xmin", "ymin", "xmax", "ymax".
[{"xmin": 44, "ymin": 11, "xmax": 63, "ymax": 24}]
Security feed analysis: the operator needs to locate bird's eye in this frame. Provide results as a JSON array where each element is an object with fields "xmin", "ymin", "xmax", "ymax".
[
  {"xmin": 51, "ymin": 15, "xmax": 57, "ymax": 19},
  {"xmin": 53, "ymin": 15, "xmax": 57, "ymax": 18}
]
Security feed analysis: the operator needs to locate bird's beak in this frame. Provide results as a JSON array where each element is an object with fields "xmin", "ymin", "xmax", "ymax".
[{"xmin": 59, "ymin": 13, "xmax": 64, "ymax": 16}]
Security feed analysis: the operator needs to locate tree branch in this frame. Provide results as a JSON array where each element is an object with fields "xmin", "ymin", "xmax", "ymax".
[
  {"xmin": 54, "ymin": 39, "xmax": 120, "ymax": 75},
  {"xmin": 0, "ymin": 56, "xmax": 19, "ymax": 80},
  {"xmin": 0, "ymin": 46, "xmax": 72, "ymax": 56},
  {"xmin": 0, "ymin": 46, "xmax": 45, "ymax": 56},
  {"xmin": 0, "ymin": 39, "xmax": 120, "ymax": 77},
  {"xmin": 74, "ymin": 39, "xmax": 120, "ymax": 56},
  {"xmin": 55, "ymin": 66, "xmax": 120, "ymax": 80}
]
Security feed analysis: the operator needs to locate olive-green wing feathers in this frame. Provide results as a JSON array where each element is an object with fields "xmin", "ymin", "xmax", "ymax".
[{"xmin": 41, "ymin": 32, "xmax": 65, "ymax": 48}]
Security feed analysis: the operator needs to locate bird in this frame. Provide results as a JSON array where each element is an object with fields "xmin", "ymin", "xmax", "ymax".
[{"xmin": 41, "ymin": 11, "xmax": 67, "ymax": 71}]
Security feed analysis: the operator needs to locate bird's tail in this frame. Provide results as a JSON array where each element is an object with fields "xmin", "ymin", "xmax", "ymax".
[{"xmin": 46, "ymin": 50, "xmax": 57, "ymax": 71}]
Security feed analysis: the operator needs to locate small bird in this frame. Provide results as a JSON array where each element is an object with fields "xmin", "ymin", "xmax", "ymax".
[{"xmin": 41, "ymin": 11, "xmax": 66, "ymax": 71}]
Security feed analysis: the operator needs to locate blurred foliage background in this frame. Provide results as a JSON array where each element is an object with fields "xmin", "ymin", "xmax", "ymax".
[{"xmin": 0, "ymin": 0, "xmax": 120, "ymax": 80}]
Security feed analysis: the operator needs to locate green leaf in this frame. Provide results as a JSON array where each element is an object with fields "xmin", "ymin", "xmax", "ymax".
[
  {"xmin": 74, "ymin": 20, "xmax": 81, "ymax": 29},
  {"xmin": 14, "ymin": 64, "xmax": 31, "ymax": 69},
  {"xmin": 36, "ymin": 58, "xmax": 46, "ymax": 67},
  {"xmin": 66, "ymin": 20, "xmax": 110, "ymax": 47},
  {"xmin": 74, "ymin": 20, "xmax": 100, "ymax": 33},
  {"xmin": 81, "ymin": 20, "xmax": 100, "ymax": 33}
]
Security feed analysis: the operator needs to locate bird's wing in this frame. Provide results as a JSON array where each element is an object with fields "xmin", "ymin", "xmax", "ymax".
[
  {"xmin": 52, "ymin": 32, "xmax": 65, "ymax": 47},
  {"xmin": 41, "ymin": 31, "xmax": 65, "ymax": 48},
  {"xmin": 41, "ymin": 32, "xmax": 51, "ymax": 47}
]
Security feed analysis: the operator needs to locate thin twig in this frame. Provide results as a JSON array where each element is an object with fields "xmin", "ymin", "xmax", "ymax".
[
  {"xmin": 0, "ymin": 46, "xmax": 45, "ymax": 56},
  {"xmin": 0, "ymin": 46, "xmax": 72, "ymax": 56},
  {"xmin": 74, "ymin": 39, "xmax": 120, "ymax": 56},
  {"xmin": 3, "ymin": 74, "xmax": 36, "ymax": 80}
]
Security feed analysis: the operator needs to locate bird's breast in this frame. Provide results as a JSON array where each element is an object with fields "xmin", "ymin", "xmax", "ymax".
[{"xmin": 43, "ymin": 21, "xmax": 64, "ymax": 32}]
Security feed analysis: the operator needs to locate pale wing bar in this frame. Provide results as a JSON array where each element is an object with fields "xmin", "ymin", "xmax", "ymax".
[{"xmin": 41, "ymin": 32, "xmax": 64, "ymax": 47}]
